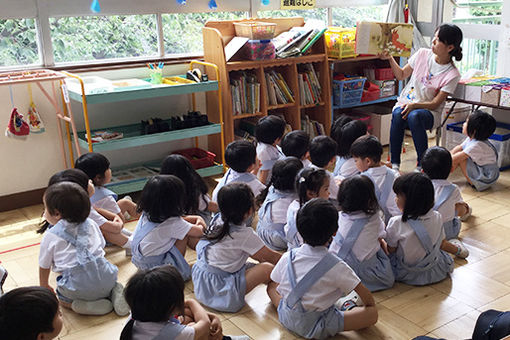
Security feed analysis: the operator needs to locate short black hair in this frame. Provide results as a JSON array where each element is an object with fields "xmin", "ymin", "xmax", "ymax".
[
  {"xmin": 330, "ymin": 115, "xmax": 353, "ymax": 143},
  {"xmin": 421, "ymin": 146, "xmax": 452, "ymax": 180},
  {"xmin": 297, "ymin": 198, "xmax": 338, "ymax": 246},
  {"xmin": 281, "ymin": 130, "xmax": 310, "ymax": 159},
  {"xmin": 74, "ymin": 152, "xmax": 110, "ymax": 185},
  {"xmin": 256, "ymin": 157, "xmax": 303, "ymax": 205},
  {"xmin": 393, "ymin": 172, "xmax": 435, "ymax": 222},
  {"xmin": 296, "ymin": 167, "xmax": 329, "ymax": 206},
  {"xmin": 436, "ymin": 23, "xmax": 463, "ymax": 61},
  {"xmin": 334, "ymin": 120, "xmax": 368, "ymax": 158},
  {"xmin": 44, "ymin": 182, "xmax": 91, "ymax": 223},
  {"xmin": 350, "ymin": 135, "xmax": 383, "ymax": 163},
  {"xmin": 309, "ymin": 136, "xmax": 337, "ymax": 168},
  {"xmin": 0, "ymin": 286, "xmax": 59, "ymax": 340},
  {"xmin": 124, "ymin": 265, "xmax": 184, "ymax": 323},
  {"xmin": 137, "ymin": 175, "xmax": 185, "ymax": 222},
  {"xmin": 467, "ymin": 110, "xmax": 496, "ymax": 141},
  {"xmin": 48, "ymin": 168, "xmax": 90, "ymax": 191},
  {"xmin": 225, "ymin": 140, "xmax": 257, "ymax": 172},
  {"xmin": 338, "ymin": 175, "xmax": 379, "ymax": 215},
  {"xmin": 255, "ymin": 115, "xmax": 286, "ymax": 145}
]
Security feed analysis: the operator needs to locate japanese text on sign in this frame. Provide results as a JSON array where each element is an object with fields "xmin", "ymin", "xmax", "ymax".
[{"xmin": 281, "ymin": 0, "xmax": 315, "ymax": 10}]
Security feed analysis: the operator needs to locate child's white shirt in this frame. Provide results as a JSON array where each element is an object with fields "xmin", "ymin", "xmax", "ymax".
[
  {"xmin": 302, "ymin": 158, "xmax": 312, "ymax": 168},
  {"xmin": 132, "ymin": 320, "xmax": 194, "ymax": 340},
  {"xmin": 257, "ymin": 142, "xmax": 283, "ymax": 184},
  {"xmin": 284, "ymin": 200, "xmax": 303, "ymax": 245},
  {"xmin": 205, "ymin": 226, "xmax": 265, "ymax": 273},
  {"xmin": 461, "ymin": 137, "xmax": 497, "ymax": 166},
  {"xmin": 431, "ymin": 179, "xmax": 463, "ymax": 223},
  {"xmin": 329, "ymin": 212, "xmax": 386, "ymax": 262},
  {"xmin": 364, "ymin": 166, "xmax": 400, "ymax": 217},
  {"xmin": 88, "ymin": 208, "xmax": 108, "ymax": 229},
  {"xmin": 132, "ymin": 216, "xmax": 192, "ymax": 257},
  {"xmin": 39, "ymin": 218, "xmax": 106, "ymax": 273},
  {"xmin": 385, "ymin": 210, "xmax": 445, "ymax": 265},
  {"xmin": 198, "ymin": 193, "xmax": 211, "ymax": 212},
  {"xmin": 93, "ymin": 195, "xmax": 121, "ymax": 214},
  {"xmin": 310, "ymin": 165, "xmax": 338, "ymax": 200},
  {"xmin": 212, "ymin": 169, "xmax": 265, "ymax": 202},
  {"xmin": 271, "ymin": 244, "xmax": 360, "ymax": 311},
  {"xmin": 336, "ymin": 157, "xmax": 359, "ymax": 180},
  {"xmin": 271, "ymin": 193, "xmax": 297, "ymax": 224}
]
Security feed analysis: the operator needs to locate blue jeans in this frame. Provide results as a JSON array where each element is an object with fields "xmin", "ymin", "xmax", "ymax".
[{"xmin": 390, "ymin": 107, "xmax": 434, "ymax": 166}]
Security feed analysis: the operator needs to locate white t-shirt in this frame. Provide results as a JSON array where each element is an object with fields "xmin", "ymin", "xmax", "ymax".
[
  {"xmin": 132, "ymin": 320, "xmax": 194, "ymax": 340},
  {"xmin": 132, "ymin": 215, "xmax": 192, "ymax": 256},
  {"xmin": 461, "ymin": 137, "xmax": 497, "ymax": 166},
  {"xmin": 257, "ymin": 142, "xmax": 283, "ymax": 184},
  {"xmin": 212, "ymin": 170, "xmax": 266, "ymax": 202},
  {"xmin": 271, "ymin": 244, "xmax": 360, "ymax": 311},
  {"xmin": 39, "ymin": 219, "xmax": 106, "ymax": 273},
  {"xmin": 431, "ymin": 179, "xmax": 463, "ymax": 223},
  {"xmin": 271, "ymin": 193, "xmax": 297, "ymax": 224},
  {"xmin": 88, "ymin": 208, "xmax": 108, "ymax": 229},
  {"xmin": 205, "ymin": 226, "xmax": 265, "ymax": 273},
  {"xmin": 284, "ymin": 200, "xmax": 303, "ymax": 246},
  {"xmin": 93, "ymin": 195, "xmax": 121, "ymax": 215},
  {"xmin": 302, "ymin": 158, "xmax": 312, "ymax": 168},
  {"xmin": 329, "ymin": 212, "xmax": 386, "ymax": 262},
  {"xmin": 335, "ymin": 156, "xmax": 359, "ymax": 180},
  {"xmin": 364, "ymin": 166, "xmax": 400, "ymax": 218},
  {"xmin": 385, "ymin": 210, "xmax": 445, "ymax": 265},
  {"xmin": 198, "ymin": 194, "xmax": 211, "ymax": 212}
]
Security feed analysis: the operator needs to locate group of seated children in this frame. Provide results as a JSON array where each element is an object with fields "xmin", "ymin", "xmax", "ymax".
[{"xmin": 0, "ymin": 109, "xmax": 500, "ymax": 340}]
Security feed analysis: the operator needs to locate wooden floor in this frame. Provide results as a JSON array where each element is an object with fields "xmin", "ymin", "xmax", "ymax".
[{"xmin": 2, "ymin": 138, "xmax": 510, "ymax": 340}]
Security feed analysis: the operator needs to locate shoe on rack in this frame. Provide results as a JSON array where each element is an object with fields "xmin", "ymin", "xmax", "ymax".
[{"xmin": 450, "ymin": 238, "xmax": 469, "ymax": 259}]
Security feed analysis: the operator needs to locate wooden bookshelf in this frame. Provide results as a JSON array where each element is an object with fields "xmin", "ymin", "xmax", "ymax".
[{"xmin": 203, "ymin": 17, "xmax": 332, "ymax": 157}]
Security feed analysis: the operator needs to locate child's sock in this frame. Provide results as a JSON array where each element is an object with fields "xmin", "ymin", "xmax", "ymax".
[
  {"xmin": 450, "ymin": 239, "xmax": 469, "ymax": 258},
  {"xmin": 110, "ymin": 282, "xmax": 130, "ymax": 316},
  {"xmin": 71, "ymin": 299, "xmax": 113, "ymax": 315},
  {"xmin": 121, "ymin": 228, "xmax": 132, "ymax": 237}
]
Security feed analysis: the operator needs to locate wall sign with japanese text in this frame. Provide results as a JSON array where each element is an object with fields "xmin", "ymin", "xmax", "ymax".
[{"xmin": 281, "ymin": 0, "xmax": 316, "ymax": 10}]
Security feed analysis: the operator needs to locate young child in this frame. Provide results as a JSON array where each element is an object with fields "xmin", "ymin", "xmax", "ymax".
[
  {"xmin": 268, "ymin": 198, "xmax": 378, "ymax": 339},
  {"xmin": 330, "ymin": 175, "xmax": 394, "ymax": 292},
  {"xmin": 285, "ymin": 168, "xmax": 330, "ymax": 249},
  {"xmin": 192, "ymin": 183, "xmax": 281, "ymax": 313},
  {"xmin": 39, "ymin": 182, "xmax": 129, "ymax": 316},
  {"xmin": 309, "ymin": 135, "xmax": 339, "ymax": 200},
  {"xmin": 131, "ymin": 175, "xmax": 205, "ymax": 281},
  {"xmin": 121, "ymin": 265, "xmax": 249, "ymax": 340},
  {"xmin": 350, "ymin": 135, "xmax": 400, "ymax": 224},
  {"xmin": 0, "ymin": 286, "xmax": 63, "ymax": 340},
  {"xmin": 75, "ymin": 152, "xmax": 139, "ymax": 221},
  {"xmin": 212, "ymin": 140, "xmax": 265, "ymax": 202},
  {"xmin": 256, "ymin": 157, "xmax": 303, "ymax": 250},
  {"xmin": 422, "ymin": 146, "xmax": 471, "ymax": 240},
  {"xmin": 281, "ymin": 130, "xmax": 311, "ymax": 168},
  {"xmin": 386, "ymin": 173, "xmax": 467, "ymax": 286},
  {"xmin": 38, "ymin": 169, "xmax": 131, "ymax": 251},
  {"xmin": 161, "ymin": 154, "xmax": 217, "ymax": 226},
  {"xmin": 451, "ymin": 110, "xmax": 499, "ymax": 191},
  {"xmin": 255, "ymin": 115, "xmax": 286, "ymax": 184},
  {"xmin": 331, "ymin": 116, "xmax": 368, "ymax": 179}
]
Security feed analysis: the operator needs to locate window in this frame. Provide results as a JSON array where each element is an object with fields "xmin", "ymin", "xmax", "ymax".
[
  {"xmin": 331, "ymin": 5, "xmax": 387, "ymax": 27},
  {"xmin": 49, "ymin": 15, "xmax": 158, "ymax": 63},
  {"xmin": 446, "ymin": 0, "xmax": 502, "ymax": 25},
  {"xmin": 0, "ymin": 18, "xmax": 39, "ymax": 67},
  {"xmin": 257, "ymin": 8, "xmax": 327, "ymax": 23},
  {"xmin": 162, "ymin": 11, "xmax": 247, "ymax": 55},
  {"xmin": 458, "ymin": 38, "xmax": 498, "ymax": 74}
]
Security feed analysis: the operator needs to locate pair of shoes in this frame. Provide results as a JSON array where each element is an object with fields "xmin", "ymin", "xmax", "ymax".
[
  {"xmin": 337, "ymin": 290, "xmax": 363, "ymax": 310},
  {"xmin": 450, "ymin": 239, "xmax": 469, "ymax": 258},
  {"xmin": 0, "ymin": 264, "xmax": 8, "ymax": 295},
  {"xmin": 141, "ymin": 118, "xmax": 170, "ymax": 135},
  {"xmin": 110, "ymin": 282, "xmax": 130, "ymax": 316},
  {"xmin": 71, "ymin": 299, "xmax": 113, "ymax": 315},
  {"xmin": 460, "ymin": 206, "xmax": 472, "ymax": 222}
]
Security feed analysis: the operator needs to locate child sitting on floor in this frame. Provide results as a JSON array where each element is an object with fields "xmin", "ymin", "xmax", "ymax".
[
  {"xmin": 268, "ymin": 198, "xmax": 378, "ymax": 339},
  {"xmin": 0, "ymin": 286, "xmax": 63, "ymax": 340},
  {"xmin": 212, "ymin": 140, "xmax": 265, "ymax": 202},
  {"xmin": 350, "ymin": 135, "xmax": 400, "ymax": 224},
  {"xmin": 281, "ymin": 130, "xmax": 311, "ymax": 168},
  {"xmin": 75, "ymin": 152, "xmax": 139, "ymax": 221},
  {"xmin": 386, "ymin": 173, "xmax": 468, "ymax": 286},
  {"xmin": 331, "ymin": 116, "xmax": 368, "ymax": 179},
  {"xmin": 422, "ymin": 146, "xmax": 471, "ymax": 240},
  {"xmin": 255, "ymin": 115, "xmax": 286, "ymax": 184},
  {"xmin": 330, "ymin": 175, "xmax": 394, "ymax": 291},
  {"xmin": 285, "ymin": 167, "xmax": 330, "ymax": 249},
  {"xmin": 121, "ymin": 265, "xmax": 249, "ymax": 340},
  {"xmin": 130, "ymin": 175, "xmax": 205, "ymax": 281},
  {"xmin": 451, "ymin": 110, "xmax": 499, "ymax": 191},
  {"xmin": 309, "ymin": 135, "xmax": 339, "ymax": 200},
  {"xmin": 39, "ymin": 182, "xmax": 129, "ymax": 316},
  {"xmin": 256, "ymin": 157, "xmax": 303, "ymax": 251},
  {"xmin": 192, "ymin": 183, "xmax": 281, "ymax": 313}
]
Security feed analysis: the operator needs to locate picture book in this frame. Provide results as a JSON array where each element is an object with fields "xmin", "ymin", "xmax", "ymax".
[{"xmin": 355, "ymin": 21, "xmax": 413, "ymax": 57}]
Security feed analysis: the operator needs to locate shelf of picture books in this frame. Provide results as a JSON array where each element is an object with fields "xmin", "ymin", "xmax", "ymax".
[{"xmin": 234, "ymin": 113, "xmax": 293, "ymax": 143}]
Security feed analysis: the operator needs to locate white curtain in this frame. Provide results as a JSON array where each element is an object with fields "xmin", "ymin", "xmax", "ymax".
[{"xmin": 386, "ymin": 0, "xmax": 428, "ymax": 53}]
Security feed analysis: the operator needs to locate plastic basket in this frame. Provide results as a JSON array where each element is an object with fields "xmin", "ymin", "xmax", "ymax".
[
  {"xmin": 173, "ymin": 148, "xmax": 216, "ymax": 170},
  {"xmin": 234, "ymin": 21, "xmax": 276, "ymax": 40},
  {"xmin": 324, "ymin": 27, "xmax": 357, "ymax": 59},
  {"xmin": 333, "ymin": 77, "xmax": 366, "ymax": 107}
]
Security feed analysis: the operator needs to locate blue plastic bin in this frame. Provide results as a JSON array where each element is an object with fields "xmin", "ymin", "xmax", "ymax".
[{"xmin": 333, "ymin": 77, "xmax": 366, "ymax": 108}]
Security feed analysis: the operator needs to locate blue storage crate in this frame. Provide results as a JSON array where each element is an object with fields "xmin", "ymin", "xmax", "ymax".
[{"xmin": 333, "ymin": 77, "xmax": 366, "ymax": 108}]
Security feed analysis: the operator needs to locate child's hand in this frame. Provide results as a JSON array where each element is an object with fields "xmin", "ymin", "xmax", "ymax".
[
  {"xmin": 113, "ymin": 215, "xmax": 123, "ymax": 225},
  {"xmin": 195, "ymin": 216, "xmax": 206, "ymax": 230},
  {"xmin": 401, "ymin": 103, "xmax": 417, "ymax": 119},
  {"xmin": 379, "ymin": 238, "xmax": 390, "ymax": 255},
  {"xmin": 209, "ymin": 313, "xmax": 222, "ymax": 339}
]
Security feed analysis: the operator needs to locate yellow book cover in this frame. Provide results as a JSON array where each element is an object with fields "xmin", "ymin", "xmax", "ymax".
[{"xmin": 355, "ymin": 21, "xmax": 413, "ymax": 57}]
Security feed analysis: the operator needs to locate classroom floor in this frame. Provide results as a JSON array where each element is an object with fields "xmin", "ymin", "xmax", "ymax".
[{"xmin": 2, "ymin": 138, "xmax": 510, "ymax": 340}]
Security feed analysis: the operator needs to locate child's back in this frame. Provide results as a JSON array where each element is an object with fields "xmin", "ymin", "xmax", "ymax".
[{"xmin": 255, "ymin": 116, "xmax": 286, "ymax": 184}]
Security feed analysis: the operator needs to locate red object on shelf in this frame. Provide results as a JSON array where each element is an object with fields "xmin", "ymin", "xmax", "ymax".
[
  {"xmin": 375, "ymin": 68, "xmax": 394, "ymax": 81},
  {"xmin": 173, "ymin": 148, "xmax": 216, "ymax": 169},
  {"xmin": 361, "ymin": 81, "xmax": 380, "ymax": 102}
]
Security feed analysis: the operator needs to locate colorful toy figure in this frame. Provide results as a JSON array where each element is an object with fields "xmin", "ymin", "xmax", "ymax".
[
  {"xmin": 27, "ymin": 103, "xmax": 45, "ymax": 133},
  {"xmin": 6, "ymin": 108, "xmax": 30, "ymax": 138}
]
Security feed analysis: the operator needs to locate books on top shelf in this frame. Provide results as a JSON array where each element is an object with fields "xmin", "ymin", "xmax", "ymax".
[
  {"xmin": 265, "ymin": 70, "xmax": 294, "ymax": 106},
  {"xmin": 301, "ymin": 115, "xmax": 325, "ymax": 138},
  {"xmin": 273, "ymin": 20, "xmax": 327, "ymax": 58},
  {"xmin": 230, "ymin": 72, "xmax": 261, "ymax": 115},
  {"xmin": 298, "ymin": 64, "xmax": 322, "ymax": 106}
]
